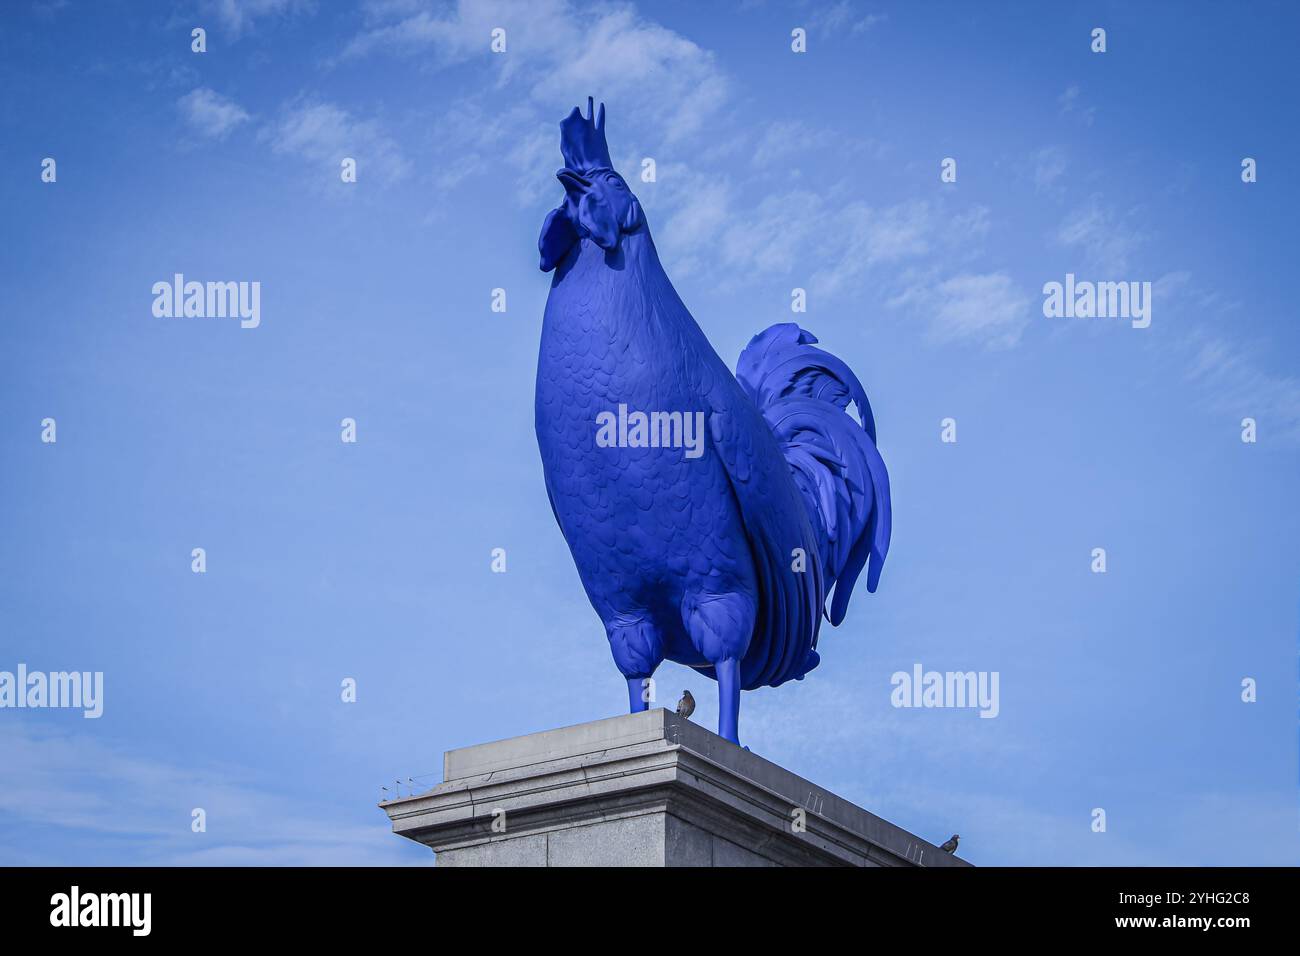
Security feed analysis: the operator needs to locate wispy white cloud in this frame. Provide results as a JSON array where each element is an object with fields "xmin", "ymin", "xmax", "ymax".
[
  {"xmin": 890, "ymin": 271, "xmax": 1032, "ymax": 349},
  {"xmin": 1058, "ymin": 83, "xmax": 1096, "ymax": 126},
  {"xmin": 749, "ymin": 119, "xmax": 888, "ymax": 172},
  {"xmin": 808, "ymin": 1, "xmax": 886, "ymax": 38},
  {"xmin": 262, "ymin": 99, "xmax": 411, "ymax": 186},
  {"xmin": 341, "ymin": 0, "xmax": 729, "ymax": 152},
  {"xmin": 807, "ymin": 200, "xmax": 936, "ymax": 297},
  {"xmin": 721, "ymin": 189, "xmax": 826, "ymax": 275},
  {"xmin": 1031, "ymin": 145, "xmax": 1067, "ymax": 194},
  {"xmin": 534, "ymin": 7, "xmax": 728, "ymax": 144},
  {"xmin": 177, "ymin": 87, "xmax": 252, "ymax": 140},
  {"xmin": 654, "ymin": 166, "xmax": 737, "ymax": 276},
  {"xmin": 339, "ymin": 0, "xmax": 733, "ymax": 210},
  {"xmin": 1130, "ymin": 272, "xmax": 1299, "ymax": 444},
  {"xmin": 206, "ymin": 0, "xmax": 316, "ymax": 37},
  {"xmin": 655, "ymin": 181, "xmax": 1010, "ymax": 349},
  {"xmin": 751, "ymin": 120, "xmax": 820, "ymax": 168},
  {"xmin": 1056, "ymin": 196, "xmax": 1147, "ymax": 274},
  {"xmin": 1183, "ymin": 330, "xmax": 1300, "ymax": 443}
]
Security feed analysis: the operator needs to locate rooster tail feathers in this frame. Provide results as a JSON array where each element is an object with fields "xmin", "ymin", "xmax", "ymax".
[
  {"xmin": 737, "ymin": 324, "xmax": 878, "ymax": 442},
  {"xmin": 737, "ymin": 323, "xmax": 892, "ymax": 626}
]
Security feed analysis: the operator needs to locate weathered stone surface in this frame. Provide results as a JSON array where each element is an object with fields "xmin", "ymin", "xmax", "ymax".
[
  {"xmin": 380, "ymin": 710, "xmax": 971, "ymax": 868},
  {"xmin": 435, "ymin": 832, "xmax": 547, "ymax": 867}
]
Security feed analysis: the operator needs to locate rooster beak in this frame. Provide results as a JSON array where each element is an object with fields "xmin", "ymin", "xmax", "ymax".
[{"xmin": 557, "ymin": 168, "xmax": 591, "ymax": 196}]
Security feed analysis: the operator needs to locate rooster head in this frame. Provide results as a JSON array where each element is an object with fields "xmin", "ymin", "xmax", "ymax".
[{"xmin": 539, "ymin": 97, "xmax": 644, "ymax": 272}]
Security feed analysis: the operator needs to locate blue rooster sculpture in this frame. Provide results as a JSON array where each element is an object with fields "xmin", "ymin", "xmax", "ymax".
[{"xmin": 535, "ymin": 99, "xmax": 892, "ymax": 745}]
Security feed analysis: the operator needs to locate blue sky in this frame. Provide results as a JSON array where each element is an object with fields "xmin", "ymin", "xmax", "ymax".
[{"xmin": 1, "ymin": 0, "xmax": 1297, "ymax": 865}]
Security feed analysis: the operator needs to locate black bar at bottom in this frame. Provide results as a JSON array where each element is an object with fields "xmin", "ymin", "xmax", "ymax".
[{"xmin": 0, "ymin": 865, "xmax": 1285, "ymax": 940}]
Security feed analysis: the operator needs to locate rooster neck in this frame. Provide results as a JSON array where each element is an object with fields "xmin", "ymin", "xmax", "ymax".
[
  {"xmin": 544, "ymin": 231, "xmax": 688, "ymax": 344},
  {"xmin": 538, "ymin": 228, "xmax": 728, "ymax": 412}
]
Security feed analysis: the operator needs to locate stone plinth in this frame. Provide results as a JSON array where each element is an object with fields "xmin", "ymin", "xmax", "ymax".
[{"xmin": 380, "ymin": 709, "xmax": 970, "ymax": 867}]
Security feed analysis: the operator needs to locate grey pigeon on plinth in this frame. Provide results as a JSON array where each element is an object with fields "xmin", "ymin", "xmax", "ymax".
[
  {"xmin": 939, "ymin": 834, "xmax": 959, "ymax": 853},
  {"xmin": 676, "ymin": 690, "xmax": 695, "ymax": 719}
]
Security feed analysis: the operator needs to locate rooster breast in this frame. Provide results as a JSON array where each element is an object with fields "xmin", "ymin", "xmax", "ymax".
[{"xmin": 534, "ymin": 242, "xmax": 757, "ymax": 667}]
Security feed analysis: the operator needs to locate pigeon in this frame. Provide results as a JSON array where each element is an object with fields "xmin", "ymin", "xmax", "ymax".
[
  {"xmin": 939, "ymin": 834, "xmax": 960, "ymax": 853},
  {"xmin": 676, "ymin": 690, "xmax": 695, "ymax": 719}
]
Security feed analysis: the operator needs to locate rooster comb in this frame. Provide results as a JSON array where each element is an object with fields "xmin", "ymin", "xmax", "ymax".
[{"xmin": 559, "ymin": 97, "xmax": 612, "ymax": 172}]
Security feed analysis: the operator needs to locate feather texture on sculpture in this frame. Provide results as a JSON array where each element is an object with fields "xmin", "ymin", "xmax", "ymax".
[{"xmin": 535, "ymin": 99, "xmax": 892, "ymax": 744}]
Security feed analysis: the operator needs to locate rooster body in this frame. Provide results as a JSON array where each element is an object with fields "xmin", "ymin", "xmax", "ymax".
[{"xmin": 536, "ymin": 101, "xmax": 891, "ymax": 744}]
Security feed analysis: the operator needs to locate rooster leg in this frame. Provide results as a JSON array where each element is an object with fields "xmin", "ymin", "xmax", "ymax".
[
  {"xmin": 605, "ymin": 616, "xmax": 664, "ymax": 714},
  {"xmin": 681, "ymin": 591, "xmax": 754, "ymax": 746},
  {"xmin": 626, "ymin": 677, "xmax": 651, "ymax": 714},
  {"xmin": 715, "ymin": 657, "xmax": 742, "ymax": 745}
]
